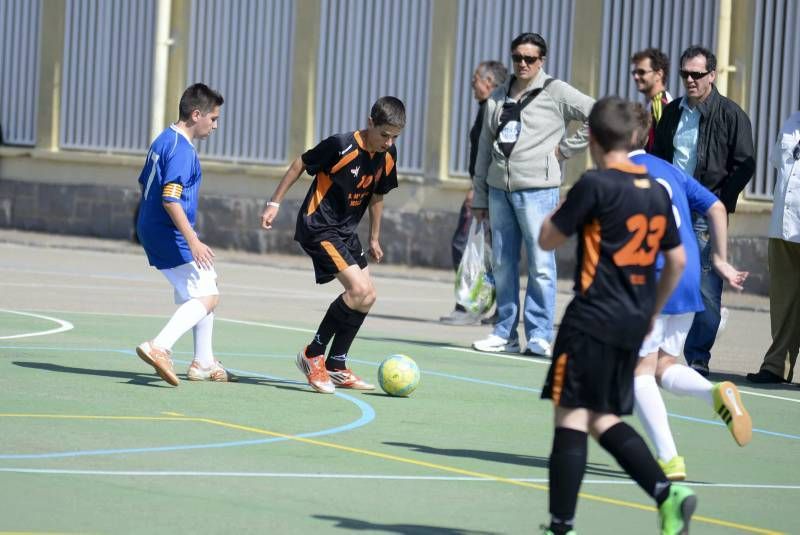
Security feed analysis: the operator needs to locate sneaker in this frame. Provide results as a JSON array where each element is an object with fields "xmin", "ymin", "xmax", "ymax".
[
  {"xmin": 187, "ymin": 360, "xmax": 238, "ymax": 382},
  {"xmin": 136, "ymin": 341, "xmax": 179, "ymax": 386},
  {"xmin": 472, "ymin": 334, "xmax": 520, "ymax": 353},
  {"xmin": 658, "ymin": 455, "xmax": 687, "ymax": 481},
  {"xmin": 688, "ymin": 360, "xmax": 710, "ymax": 377},
  {"xmin": 746, "ymin": 368, "xmax": 785, "ymax": 384},
  {"xmin": 295, "ymin": 348, "xmax": 335, "ymax": 394},
  {"xmin": 524, "ymin": 337, "xmax": 552, "ymax": 357},
  {"xmin": 439, "ymin": 309, "xmax": 481, "ymax": 325},
  {"xmin": 328, "ymin": 368, "xmax": 375, "ymax": 390},
  {"xmin": 711, "ymin": 381, "xmax": 752, "ymax": 446},
  {"xmin": 658, "ymin": 484, "xmax": 697, "ymax": 535}
]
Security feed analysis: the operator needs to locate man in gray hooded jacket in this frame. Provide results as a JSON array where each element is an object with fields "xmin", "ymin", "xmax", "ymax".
[{"xmin": 472, "ymin": 32, "xmax": 594, "ymax": 356}]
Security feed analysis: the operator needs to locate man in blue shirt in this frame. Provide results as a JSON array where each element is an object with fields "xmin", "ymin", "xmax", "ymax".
[
  {"xmin": 135, "ymin": 83, "xmax": 232, "ymax": 386},
  {"xmin": 631, "ymin": 104, "xmax": 751, "ymax": 481}
]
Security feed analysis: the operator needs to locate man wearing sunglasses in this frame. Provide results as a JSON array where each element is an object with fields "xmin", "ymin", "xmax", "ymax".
[
  {"xmin": 652, "ymin": 45, "xmax": 755, "ymax": 377},
  {"xmin": 747, "ymin": 111, "xmax": 800, "ymax": 385},
  {"xmin": 630, "ymin": 48, "xmax": 672, "ymax": 152},
  {"xmin": 471, "ymin": 32, "xmax": 594, "ymax": 357}
]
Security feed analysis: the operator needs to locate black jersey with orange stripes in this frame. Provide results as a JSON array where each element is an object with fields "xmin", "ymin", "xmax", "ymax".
[
  {"xmin": 294, "ymin": 131, "xmax": 398, "ymax": 244},
  {"xmin": 550, "ymin": 162, "xmax": 681, "ymax": 349}
]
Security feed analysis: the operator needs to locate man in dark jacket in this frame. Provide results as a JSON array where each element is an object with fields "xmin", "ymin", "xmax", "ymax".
[
  {"xmin": 653, "ymin": 45, "xmax": 755, "ymax": 376},
  {"xmin": 440, "ymin": 60, "xmax": 507, "ymax": 325}
]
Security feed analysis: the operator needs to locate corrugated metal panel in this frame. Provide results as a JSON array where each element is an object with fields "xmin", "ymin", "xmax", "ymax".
[
  {"xmin": 599, "ymin": 0, "xmax": 719, "ymax": 101},
  {"xmin": 187, "ymin": 0, "xmax": 294, "ymax": 164},
  {"xmin": 60, "ymin": 0, "xmax": 155, "ymax": 153},
  {"xmin": 747, "ymin": 0, "xmax": 800, "ymax": 200},
  {"xmin": 449, "ymin": 0, "xmax": 575, "ymax": 177},
  {"xmin": 0, "ymin": 0, "xmax": 41, "ymax": 146},
  {"xmin": 315, "ymin": 0, "xmax": 431, "ymax": 174}
]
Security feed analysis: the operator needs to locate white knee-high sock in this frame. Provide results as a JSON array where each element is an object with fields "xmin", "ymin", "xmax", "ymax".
[
  {"xmin": 153, "ymin": 299, "xmax": 209, "ymax": 351},
  {"xmin": 634, "ymin": 375, "xmax": 678, "ymax": 461},
  {"xmin": 192, "ymin": 312, "xmax": 215, "ymax": 367},
  {"xmin": 660, "ymin": 364, "xmax": 713, "ymax": 406}
]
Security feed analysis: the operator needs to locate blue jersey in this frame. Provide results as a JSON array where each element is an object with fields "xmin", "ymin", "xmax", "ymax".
[
  {"xmin": 630, "ymin": 151, "xmax": 718, "ymax": 314},
  {"xmin": 136, "ymin": 126, "xmax": 202, "ymax": 269}
]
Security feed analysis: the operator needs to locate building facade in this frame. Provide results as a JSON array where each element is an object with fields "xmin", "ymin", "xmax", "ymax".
[{"xmin": 1, "ymin": 0, "xmax": 798, "ymax": 293}]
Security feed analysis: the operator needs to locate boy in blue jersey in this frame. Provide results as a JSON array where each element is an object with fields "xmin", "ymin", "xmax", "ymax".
[
  {"xmin": 630, "ymin": 104, "xmax": 752, "ymax": 481},
  {"xmin": 135, "ymin": 83, "xmax": 233, "ymax": 386},
  {"xmin": 539, "ymin": 97, "xmax": 693, "ymax": 535},
  {"xmin": 261, "ymin": 97, "xmax": 405, "ymax": 394}
]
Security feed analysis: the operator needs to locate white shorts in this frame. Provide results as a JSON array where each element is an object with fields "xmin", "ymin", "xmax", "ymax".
[
  {"xmin": 638, "ymin": 312, "xmax": 695, "ymax": 358},
  {"xmin": 159, "ymin": 262, "xmax": 219, "ymax": 304}
]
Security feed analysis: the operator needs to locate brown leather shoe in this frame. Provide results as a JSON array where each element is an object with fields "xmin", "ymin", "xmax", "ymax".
[{"xmin": 136, "ymin": 341, "xmax": 179, "ymax": 386}]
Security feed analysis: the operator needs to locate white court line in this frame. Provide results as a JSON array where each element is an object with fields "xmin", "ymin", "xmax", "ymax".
[
  {"xmin": 738, "ymin": 389, "xmax": 800, "ymax": 404},
  {"xmin": 0, "ymin": 279, "xmax": 444, "ymax": 303},
  {"xmin": 444, "ymin": 345, "xmax": 550, "ymax": 365},
  {"xmin": 0, "ymin": 309, "xmax": 74, "ymax": 340},
  {"xmin": 4, "ymin": 307, "xmax": 800, "ymax": 406},
  {"xmin": 2, "ymin": 468, "xmax": 799, "ymax": 490}
]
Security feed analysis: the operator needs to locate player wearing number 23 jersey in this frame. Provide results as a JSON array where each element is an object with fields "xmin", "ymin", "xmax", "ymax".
[
  {"xmin": 551, "ymin": 161, "xmax": 681, "ymax": 349},
  {"xmin": 136, "ymin": 125, "xmax": 202, "ymax": 269}
]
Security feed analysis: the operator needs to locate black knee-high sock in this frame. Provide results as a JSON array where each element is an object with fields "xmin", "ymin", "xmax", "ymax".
[
  {"xmin": 598, "ymin": 422, "xmax": 671, "ymax": 505},
  {"xmin": 326, "ymin": 308, "xmax": 367, "ymax": 371},
  {"xmin": 307, "ymin": 295, "xmax": 350, "ymax": 357},
  {"xmin": 548, "ymin": 427, "xmax": 587, "ymax": 531}
]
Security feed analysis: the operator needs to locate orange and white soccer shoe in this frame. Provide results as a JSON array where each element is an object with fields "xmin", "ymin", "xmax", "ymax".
[
  {"xmin": 187, "ymin": 360, "xmax": 238, "ymax": 382},
  {"xmin": 295, "ymin": 347, "xmax": 335, "ymax": 394},
  {"xmin": 136, "ymin": 340, "xmax": 179, "ymax": 386},
  {"xmin": 328, "ymin": 368, "xmax": 375, "ymax": 390}
]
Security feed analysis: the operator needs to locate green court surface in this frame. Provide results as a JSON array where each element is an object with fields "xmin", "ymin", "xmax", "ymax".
[{"xmin": 0, "ymin": 242, "xmax": 798, "ymax": 534}]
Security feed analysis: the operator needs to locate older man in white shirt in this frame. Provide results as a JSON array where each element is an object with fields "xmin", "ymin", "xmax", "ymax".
[{"xmin": 747, "ymin": 111, "xmax": 800, "ymax": 384}]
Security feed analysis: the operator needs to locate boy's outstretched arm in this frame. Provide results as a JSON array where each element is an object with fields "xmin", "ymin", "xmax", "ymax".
[
  {"xmin": 163, "ymin": 201, "xmax": 215, "ymax": 269},
  {"xmin": 538, "ymin": 215, "xmax": 568, "ymax": 251},
  {"xmin": 705, "ymin": 200, "xmax": 749, "ymax": 290},
  {"xmin": 261, "ymin": 156, "xmax": 306, "ymax": 229},
  {"xmin": 367, "ymin": 194, "xmax": 385, "ymax": 262}
]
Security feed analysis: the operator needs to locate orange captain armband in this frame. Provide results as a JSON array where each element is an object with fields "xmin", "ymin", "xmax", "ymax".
[{"xmin": 162, "ymin": 183, "xmax": 183, "ymax": 200}]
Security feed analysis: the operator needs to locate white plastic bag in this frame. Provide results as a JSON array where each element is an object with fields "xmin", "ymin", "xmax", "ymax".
[{"xmin": 454, "ymin": 219, "xmax": 495, "ymax": 315}]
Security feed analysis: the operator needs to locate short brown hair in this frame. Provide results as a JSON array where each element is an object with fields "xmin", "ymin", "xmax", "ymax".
[
  {"xmin": 631, "ymin": 47, "xmax": 670, "ymax": 79},
  {"xmin": 630, "ymin": 103, "xmax": 652, "ymax": 150},
  {"xmin": 588, "ymin": 97, "xmax": 638, "ymax": 152},
  {"xmin": 370, "ymin": 96, "xmax": 406, "ymax": 128},
  {"xmin": 179, "ymin": 83, "xmax": 224, "ymax": 121}
]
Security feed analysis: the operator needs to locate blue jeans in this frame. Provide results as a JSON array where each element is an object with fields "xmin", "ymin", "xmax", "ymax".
[
  {"xmin": 684, "ymin": 214, "xmax": 724, "ymax": 364},
  {"xmin": 488, "ymin": 186, "xmax": 559, "ymax": 343}
]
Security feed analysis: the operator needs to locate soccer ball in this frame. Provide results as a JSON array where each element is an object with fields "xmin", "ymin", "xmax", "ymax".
[{"xmin": 377, "ymin": 354, "xmax": 420, "ymax": 397}]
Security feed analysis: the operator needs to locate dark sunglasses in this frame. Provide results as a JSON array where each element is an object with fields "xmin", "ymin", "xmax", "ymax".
[
  {"xmin": 679, "ymin": 70, "xmax": 711, "ymax": 80},
  {"xmin": 631, "ymin": 69, "xmax": 653, "ymax": 76},
  {"xmin": 511, "ymin": 53, "xmax": 540, "ymax": 65}
]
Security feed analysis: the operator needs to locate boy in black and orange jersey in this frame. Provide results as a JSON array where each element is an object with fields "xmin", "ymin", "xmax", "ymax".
[
  {"xmin": 537, "ymin": 97, "xmax": 694, "ymax": 535},
  {"xmin": 261, "ymin": 96, "xmax": 405, "ymax": 394}
]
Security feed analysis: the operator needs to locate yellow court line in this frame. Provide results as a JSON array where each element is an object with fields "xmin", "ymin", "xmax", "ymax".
[
  {"xmin": 0, "ymin": 413, "xmax": 784, "ymax": 535},
  {"xmin": 197, "ymin": 417, "xmax": 784, "ymax": 535}
]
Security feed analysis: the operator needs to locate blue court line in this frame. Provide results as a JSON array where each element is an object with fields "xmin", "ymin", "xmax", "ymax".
[
  {"xmin": 2, "ymin": 345, "xmax": 799, "ymax": 443},
  {"xmin": 0, "ymin": 347, "xmax": 374, "ymax": 460}
]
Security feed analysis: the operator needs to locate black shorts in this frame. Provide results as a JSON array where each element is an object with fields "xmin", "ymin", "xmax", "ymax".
[
  {"xmin": 299, "ymin": 234, "xmax": 368, "ymax": 284},
  {"xmin": 540, "ymin": 322, "xmax": 638, "ymax": 415}
]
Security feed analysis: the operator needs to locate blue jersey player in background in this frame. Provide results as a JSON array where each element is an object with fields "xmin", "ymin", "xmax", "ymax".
[
  {"xmin": 135, "ymin": 83, "xmax": 233, "ymax": 386},
  {"xmin": 629, "ymin": 103, "xmax": 751, "ymax": 482}
]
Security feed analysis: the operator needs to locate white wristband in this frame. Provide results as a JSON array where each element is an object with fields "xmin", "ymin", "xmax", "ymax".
[{"xmin": 266, "ymin": 201, "xmax": 280, "ymax": 208}]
